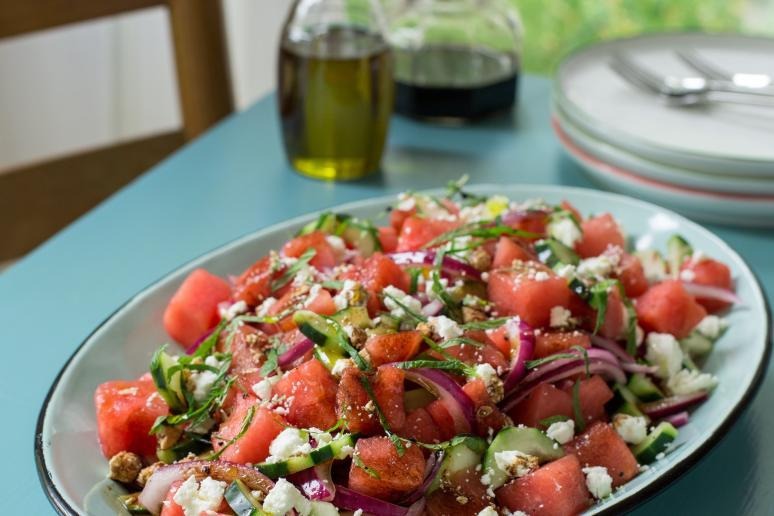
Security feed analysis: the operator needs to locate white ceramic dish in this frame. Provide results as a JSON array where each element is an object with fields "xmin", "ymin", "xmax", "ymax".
[
  {"xmin": 36, "ymin": 185, "xmax": 771, "ymax": 515},
  {"xmin": 553, "ymin": 101, "xmax": 774, "ymax": 196},
  {"xmin": 555, "ymin": 33, "xmax": 774, "ymax": 178}
]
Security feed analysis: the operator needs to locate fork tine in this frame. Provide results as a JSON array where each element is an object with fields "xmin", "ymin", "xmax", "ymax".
[
  {"xmin": 675, "ymin": 49, "xmax": 732, "ymax": 81},
  {"xmin": 609, "ymin": 52, "xmax": 665, "ymax": 94}
]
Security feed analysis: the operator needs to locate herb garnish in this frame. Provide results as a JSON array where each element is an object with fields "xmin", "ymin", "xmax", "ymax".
[
  {"xmin": 271, "ymin": 248, "xmax": 316, "ymax": 291},
  {"xmin": 382, "ymin": 292, "xmax": 427, "ymax": 323},
  {"xmin": 539, "ymin": 415, "xmax": 572, "ymax": 427},
  {"xmin": 358, "ymin": 375, "xmax": 405, "ymax": 455},
  {"xmin": 208, "ymin": 405, "xmax": 255, "ymax": 460}
]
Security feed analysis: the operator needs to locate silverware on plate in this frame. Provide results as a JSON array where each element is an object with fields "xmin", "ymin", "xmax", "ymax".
[{"xmin": 675, "ymin": 48, "xmax": 773, "ymax": 90}]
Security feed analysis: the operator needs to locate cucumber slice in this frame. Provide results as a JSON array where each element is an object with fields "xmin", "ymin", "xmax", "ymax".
[
  {"xmin": 535, "ymin": 238, "xmax": 580, "ymax": 268},
  {"xmin": 298, "ymin": 212, "xmax": 339, "ymax": 236},
  {"xmin": 156, "ymin": 434, "xmax": 209, "ymax": 464},
  {"xmin": 627, "ymin": 373, "xmax": 664, "ymax": 402},
  {"xmin": 118, "ymin": 494, "xmax": 150, "ymax": 515},
  {"xmin": 332, "ymin": 306, "xmax": 371, "ymax": 329},
  {"xmin": 612, "ymin": 384, "xmax": 648, "ymax": 419},
  {"xmin": 225, "ymin": 479, "xmax": 267, "ymax": 516},
  {"xmin": 632, "ymin": 422, "xmax": 678, "ymax": 465},
  {"xmin": 482, "ymin": 427, "xmax": 565, "ymax": 490},
  {"xmin": 404, "ymin": 388, "xmax": 436, "ymax": 411},
  {"xmin": 336, "ymin": 217, "xmax": 381, "ymax": 257},
  {"xmin": 257, "ymin": 433, "xmax": 357, "ymax": 479},
  {"xmin": 294, "ymin": 310, "xmax": 346, "ymax": 369},
  {"xmin": 149, "ymin": 349, "xmax": 185, "ymax": 412},
  {"xmin": 666, "ymin": 234, "xmax": 693, "ymax": 276},
  {"xmin": 428, "ymin": 437, "xmax": 487, "ymax": 493},
  {"xmin": 681, "ymin": 331, "xmax": 714, "ymax": 358},
  {"xmin": 634, "ymin": 249, "xmax": 668, "ymax": 284}
]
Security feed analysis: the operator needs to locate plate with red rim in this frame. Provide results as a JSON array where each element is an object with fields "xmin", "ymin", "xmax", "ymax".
[{"xmin": 35, "ymin": 185, "xmax": 771, "ymax": 515}]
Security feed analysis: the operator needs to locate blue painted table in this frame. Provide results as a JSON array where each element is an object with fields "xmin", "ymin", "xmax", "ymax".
[{"xmin": 2, "ymin": 76, "xmax": 772, "ymax": 514}]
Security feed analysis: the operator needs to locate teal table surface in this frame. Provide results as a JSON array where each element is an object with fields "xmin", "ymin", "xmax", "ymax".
[{"xmin": 2, "ymin": 75, "xmax": 772, "ymax": 514}]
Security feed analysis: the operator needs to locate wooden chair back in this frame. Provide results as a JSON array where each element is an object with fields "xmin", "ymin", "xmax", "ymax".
[{"xmin": 0, "ymin": 0, "xmax": 234, "ymax": 261}]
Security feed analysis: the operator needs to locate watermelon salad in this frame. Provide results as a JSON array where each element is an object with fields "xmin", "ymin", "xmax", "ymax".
[{"xmin": 95, "ymin": 179, "xmax": 739, "ymax": 516}]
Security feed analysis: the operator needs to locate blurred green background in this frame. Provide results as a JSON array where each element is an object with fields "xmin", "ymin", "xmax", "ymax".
[{"xmin": 513, "ymin": 0, "xmax": 774, "ymax": 74}]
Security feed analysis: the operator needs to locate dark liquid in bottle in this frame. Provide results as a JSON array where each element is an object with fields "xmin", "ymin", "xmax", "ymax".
[
  {"xmin": 393, "ymin": 45, "xmax": 519, "ymax": 122},
  {"xmin": 278, "ymin": 28, "xmax": 394, "ymax": 180}
]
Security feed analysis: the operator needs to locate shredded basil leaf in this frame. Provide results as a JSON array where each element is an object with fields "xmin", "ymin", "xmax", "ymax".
[
  {"xmin": 461, "ymin": 317, "xmax": 511, "ymax": 331},
  {"xmin": 407, "ymin": 267, "xmax": 423, "ymax": 295},
  {"xmin": 208, "ymin": 405, "xmax": 255, "ymax": 460},
  {"xmin": 271, "ymin": 248, "xmax": 316, "ymax": 291},
  {"xmin": 438, "ymin": 336, "xmax": 484, "ymax": 349},
  {"xmin": 323, "ymin": 316, "xmax": 371, "ymax": 371},
  {"xmin": 382, "ymin": 292, "xmax": 427, "ymax": 323},
  {"xmin": 525, "ymin": 352, "xmax": 579, "ymax": 370},
  {"xmin": 588, "ymin": 279, "xmax": 619, "ymax": 334},
  {"xmin": 393, "ymin": 359, "xmax": 474, "ymax": 377},
  {"xmin": 539, "ymin": 414, "xmax": 572, "ymax": 427},
  {"xmin": 624, "ymin": 297, "xmax": 638, "ymax": 356},
  {"xmin": 260, "ymin": 348, "xmax": 280, "ymax": 376},
  {"xmin": 352, "ymin": 452, "xmax": 381, "ymax": 479},
  {"xmin": 358, "ymin": 375, "xmax": 405, "ymax": 456},
  {"xmin": 423, "ymin": 221, "xmax": 536, "ymax": 249},
  {"xmin": 193, "ymin": 318, "xmax": 229, "ymax": 358}
]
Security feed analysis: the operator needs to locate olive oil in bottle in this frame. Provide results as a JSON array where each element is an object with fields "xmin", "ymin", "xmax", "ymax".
[{"xmin": 278, "ymin": 21, "xmax": 394, "ymax": 180}]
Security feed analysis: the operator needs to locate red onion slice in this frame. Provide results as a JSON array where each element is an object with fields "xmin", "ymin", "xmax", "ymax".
[
  {"xmin": 682, "ymin": 282, "xmax": 741, "ymax": 305},
  {"xmin": 590, "ymin": 335, "xmax": 635, "ymax": 363},
  {"xmin": 662, "ymin": 411, "xmax": 690, "ymax": 428},
  {"xmin": 289, "ymin": 463, "xmax": 336, "ymax": 501},
  {"xmin": 400, "ymin": 451, "xmax": 444, "ymax": 505},
  {"xmin": 406, "ymin": 498, "xmax": 427, "ymax": 516},
  {"xmin": 333, "ymin": 485, "xmax": 409, "ymax": 516},
  {"xmin": 278, "ymin": 337, "xmax": 315, "ymax": 368},
  {"xmin": 621, "ymin": 362, "xmax": 659, "ymax": 375},
  {"xmin": 388, "ymin": 251, "xmax": 481, "ymax": 279},
  {"xmin": 422, "ymin": 299, "xmax": 444, "ymax": 317},
  {"xmin": 138, "ymin": 460, "xmax": 273, "ymax": 514},
  {"xmin": 402, "ymin": 369, "xmax": 475, "ymax": 434},
  {"xmin": 501, "ymin": 318, "xmax": 536, "ymax": 392},
  {"xmin": 640, "ymin": 391, "xmax": 709, "ymax": 419}
]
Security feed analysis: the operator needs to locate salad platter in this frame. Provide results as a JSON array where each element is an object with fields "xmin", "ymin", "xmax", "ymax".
[{"xmin": 36, "ymin": 183, "xmax": 770, "ymax": 516}]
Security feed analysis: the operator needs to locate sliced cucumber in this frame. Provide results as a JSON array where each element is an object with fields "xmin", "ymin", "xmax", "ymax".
[
  {"xmin": 225, "ymin": 479, "xmax": 267, "ymax": 516},
  {"xmin": 428, "ymin": 437, "xmax": 487, "ymax": 493},
  {"xmin": 634, "ymin": 249, "xmax": 668, "ymax": 284},
  {"xmin": 298, "ymin": 212, "xmax": 339, "ymax": 236},
  {"xmin": 149, "ymin": 348, "xmax": 185, "ymax": 412},
  {"xmin": 612, "ymin": 384, "xmax": 648, "ymax": 419},
  {"xmin": 257, "ymin": 433, "xmax": 357, "ymax": 479},
  {"xmin": 118, "ymin": 494, "xmax": 150, "ymax": 515},
  {"xmin": 332, "ymin": 305, "xmax": 371, "ymax": 329},
  {"xmin": 535, "ymin": 238, "xmax": 580, "ymax": 268},
  {"xmin": 482, "ymin": 427, "xmax": 565, "ymax": 490},
  {"xmin": 156, "ymin": 434, "xmax": 209, "ymax": 464},
  {"xmin": 294, "ymin": 310, "xmax": 346, "ymax": 369},
  {"xmin": 680, "ymin": 331, "xmax": 714, "ymax": 358},
  {"xmin": 404, "ymin": 388, "xmax": 435, "ymax": 411},
  {"xmin": 369, "ymin": 313, "xmax": 400, "ymax": 335},
  {"xmin": 632, "ymin": 422, "xmax": 678, "ymax": 465},
  {"xmin": 666, "ymin": 234, "xmax": 692, "ymax": 276},
  {"xmin": 627, "ymin": 373, "xmax": 664, "ymax": 402},
  {"xmin": 336, "ymin": 217, "xmax": 381, "ymax": 257}
]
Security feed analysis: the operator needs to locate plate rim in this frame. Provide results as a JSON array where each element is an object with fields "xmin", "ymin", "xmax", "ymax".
[
  {"xmin": 34, "ymin": 185, "xmax": 772, "ymax": 516},
  {"xmin": 555, "ymin": 31, "xmax": 774, "ymax": 171}
]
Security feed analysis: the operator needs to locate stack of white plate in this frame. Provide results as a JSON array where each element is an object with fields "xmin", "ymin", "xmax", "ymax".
[{"xmin": 552, "ymin": 33, "xmax": 774, "ymax": 227}]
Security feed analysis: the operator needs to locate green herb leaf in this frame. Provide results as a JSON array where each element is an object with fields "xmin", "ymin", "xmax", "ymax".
[
  {"xmin": 393, "ymin": 359, "xmax": 474, "ymax": 377},
  {"xmin": 572, "ymin": 379, "xmax": 586, "ymax": 432},
  {"xmin": 260, "ymin": 348, "xmax": 280, "ymax": 376},
  {"xmin": 193, "ymin": 318, "xmax": 229, "ymax": 358},
  {"xmin": 431, "ymin": 250, "xmax": 462, "ymax": 322},
  {"xmin": 382, "ymin": 292, "xmax": 427, "ymax": 323},
  {"xmin": 444, "ymin": 175, "xmax": 487, "ymax": 206},
  {"xmin": 208, "ymin": 405, "xmax": 255, "ymax": 460},
  {"xmin": 539, "ymin": 415, "xmax": 572, "ymax": 427},
  {"xmin": 358, "ymin": 375, "xmax": 405, "ymax": 456},
  {"xmin": 438, "ymin": 336, "xmax": 484, "ymax": 349},
  {"xmin": 588, "ymin": 280, "xmax": 619, "ymax": 334},
  {"xmin": 352, "ymin": 452, "xmax": 381, "ymax": 479},
  {"xmin": 525, "ymin": 351, "xmax": 579, "ymax": 370},
  {"xmin": 572, "ymin": 344, "xmax": 591, "ymax": 378},
  {"xmin": 323, "ymin": 316, "xmax": 371, "ymax": 371},
  {"xmin": 407, "ymin": 267, "xmax": 423, "ymax": 295},
  {"xmin": 423, "ymin": 221, "xmax": 536, "ymax": 249},
  {"xmin": 624, "ymin": 297, "xmax": 638, "ymax": 356},
  {"xmin": 461, "ymin": 317, "xmax": 511, "ymax": 331},
  {"xmin": 271, "ymin": 248, "xmax": 316, "ymax": 292}
]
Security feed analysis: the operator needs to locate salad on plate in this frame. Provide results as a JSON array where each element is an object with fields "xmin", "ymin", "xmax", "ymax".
[{"xmin": 94, "ymin": 179, "xmax": 738, "ymax": 516}]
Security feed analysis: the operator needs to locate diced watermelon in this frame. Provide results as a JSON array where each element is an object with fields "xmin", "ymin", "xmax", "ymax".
[
  {"xmin": 575, "ymin": 213, "xmax": 625, "ymax": 258},
  {"xmin": 397, "ymin": 408, "xmax": 441, "ymax": 444},
  {"xmin": 364, "ymin": 331, "xmax": 423, "ymax": 366},
  {"xmin": 348, "ymin": 436, "xmax": 426, "ymax": 502},
  {"xmin": 273, "ymin": 359, "xmax": 338, "ymax": 429},
  {"xmin": 618, "ymin": 253, "xmax": 649, "ymax": 298},
  {"xmin": 374, "ymin": 365, "xmax": 406, "ymax": 431},
  {"xmin": 636, "ymin": 280, "xmax": 707, "ymax": 338},
  {"xmin": 282, "ymin": 230, "xmax": 338, "ymax": 269},
  {"xmin": 425, "ymin": 400, "xmax": 458, "ymax": 441},
  {"xmin": 488, "ymin": 269, "xmax": 574, "ymax": 328},
  {"xmin": 560, "ymin": 200, "xmax": 583, "ymax": 223},
  {"xmin": 426, "ymin": 466, "xmax": 491, "ymax": 515},
  {"xmin": 159, "ymin": 480, "xmax": 185, "ymax": 516},
  {"xmin": 598, "ymin": 287, "xmax": 629, "ymax": 340},
  {"xmin": 163, "ymin": 269, "xmax": 231, "ymax": 347},
  {"xmin": 342, "ymin": 253, "xmax": 409, "ymax": 315},
  {"xmin": 485, "ymin": 325, "xmax": 512, "ymax": 359},
  {"xmin": 534, "ymin": 330, "xmax": 591, "ymax": 359},
  {"xmin": 233, "ymin": 256, "xmax": 275, "ymax": 307},
  {"xmin": 681, "ymin": 257, "xmax": 733, "ymax": 312},
  {"xmin": 221, "ymin": 325, "xmax": 269, "ymax": 407},
  {"xmin": 440, "ymin": 340, "xmax": 508, "ymax": 371},
  {"xmin": 94, "ymin": 375, "xmax": 168, "ymax": 459},
  {"xmin": 212, "ymin": 398, "xmax": 285, "ymax": 465},
  {"xmin": 492, "ymin": 236, "xmax": 534, "ymax": 268},
  {"xmin": 565, "ymin": 422, "xmax": 639, "ymax": 487},
  {"xmin": 560, "ymin": 375, "xmax": 614, "ymax": 425},
  {"xmin": 495, "ymin": 454, "xmax": 591, "ymax": 516},
  {"xmin": 337, "ymin": 368, "xmax": 380, "ymax": 435},
  {"xmin": 462, "ymin": 378, "xmax": 508, "ymax": 436},
  {"xmin": 396, "ymin": 216, "xmax": 459, "ymax": 252},
  {"xmin": 507, "ymin": 383, "xmax": 573, "ymax": 428},
  {"xmin": 505, "ymin": 210, "xmax": 549, "ymax": 238},
  {"xmin": 390, "ymin": 207, "xmax": 416, "ymax": 232},
  {"xmin": 377, "ymin": 226, "xmax": 398, "ymax": 253},
  {"xmin": 261, "ymin": 287, "xmax": 337, "ymax": 334}
]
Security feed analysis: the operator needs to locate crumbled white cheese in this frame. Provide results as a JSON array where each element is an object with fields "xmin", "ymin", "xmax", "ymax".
[
  {"xmin": 267, "ymin": 428, "xmax": 312, "ymax": 463},
  {"xmin": 494, "ymin": 450, "xmax": 539, "ymax": 478},
  {"xmin": 506, "ymin": 511, "xmax": 528, "ymax": 516},
  {"xmin": 332, "ymin": 279, "xmax": 361, "ymax": 311},
  {"xmin": 427, "ymin": 315, "xmax": 464, "ymax": 340},
  {"xmin": 396, "ymin": 192, "xmax": 417, "ymax": 211},
  {"xmin": 308, "ymin": 427, "xmax": 333, "ymax": 447},
  {"xmin": 459, "ymin": 203, "xmax": 490, "ymax": 223},
  {"xmin": 639, "ymin": 252, "xmax": 668, "ymax": 284},
  {"xmin": 173, "ymin": 475, "xmax": 227, "ymax": 516},
  {"xmin": 612, "ymin": 414, "xmax": 648, "ymax": 445},
  {"xmin": 645, "ymin": 333, "xmax": 684, "ymax": 379},
  {"xmin": 549, "ymin": 306, "xmax": 573, "ymax": 328},
  {"xmin": 578, "ymin": 254, "xmax": 618, "ymax": 279},
  {"xmin": 667, "ymin": 368, "xmax": 718, "ymax": 395},
  {"xmin": 556, "ymin": 263, "xmax": 577, "ymax": 279},
  {"xmin": 477, "ymin": 506, "xmax": 499, "ymax": 516},
  {"xmin": 475, "ymin": 363, "xmax": 504, "ymax": 403},
  {"xmin": 331, "ymin": 358, "xmax": 354, "ymax": 378},
  {"xmin": 695, "ymin": 315, "xmax": 727, "ymax": 340},
  {"xmin": 383, "ymin": 286, "xmax": 422, "ymax": 319},
  {"xmin": 221, "ymin": 300, "xmax": 248, "ymax": 320},
  {"xmin": 548, "ymin": 217, "xmax": 582, "ymax": 248},
  {"xmin": 546, "ymin": 419, "xmax": 575, "ymax": 444},
  {"xmin": 256, "ymin": 296, "xmax": 278, "ymax": 317},
  {"xmin": 262, "ymin": 478, "xmax": 311, "ymax": 515},
  {"xmin": 304, "ymin": 284, "xmax": 323, "ymax": 306},
  {"xmin": 188, "ymin": 355, "xmax": 222, "ymax": 403},
  {"xmin": 533, "ymin": 270, "xmax": 551, "ymax": 282},
  {"xmin": 310, "ymin": 500, "xmax": 340, "ymax": 515},
  {"xmin": 292, "ymin": 263, "xmax": 318, "ymax": 287},
  {"xmin": 679, "ymin": 268, "xmax": 696, "ymax": 282},
  {"xmin": 325, "ymin": 235, "xmax": 347, "ymax": 261},
  {"xmin": 425, "ymin": 276, "xmax": 449, "ymax": 301},
  {"xmin": 252, "ymin": 375, "xmax": 280, "ymax": 401},
  {"xmin": 583, "ymin": 466, "xmax": 613, "ymax": 499}
]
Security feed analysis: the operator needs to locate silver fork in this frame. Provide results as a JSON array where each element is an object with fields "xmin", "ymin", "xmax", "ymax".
[
  {"xmin": 676, "ymin": 48, "xmax": 773, "ymax": 90},
  {"xmin": 609, "ymin": 52, "xmax": 774, "ymax": 107}
]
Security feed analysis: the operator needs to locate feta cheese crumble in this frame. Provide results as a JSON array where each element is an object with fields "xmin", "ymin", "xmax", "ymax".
[
  {"xmin": 187, "ymin": 355, "xmax": 222, "ymax": 403},
  {"xmin": 476, "ymin": 363, "xmax": 504, "ymax": 403},
  {"xmin": 266, "ymin": 428, "xmax": 312, "ymax": 463},
  {"xmin": 256, "ymin": 296, "xmax": 278, "ymax": 317},
  {"xmin": 477, "ymin": 506, "xmax": 499, "ymax": 516},
  {"xmin": 549, "ymin": 306, "xmax": 573, "ymax": 328},
  {"xmin": 612, "ymin": 414, "xmax": 648, "ymax": 445},
  {"xmin": 331, "ymin": 358, "xmax": 354, "ymax": 377},
  {"xmin": 547, "ymin": 216, "xmax": 582, "ymax": 248},
  {"xmin": 262, "ymin": 478, "xmax": 312, "ymax": 515},
  {"xmin": 332, "ymin": 279, "xmax": 362, "ymax": 311},
  {"xmin": 494, "ymin": 450, "xmax": 539, "ymax": 478},
  {"xmin": 695, "ymin": 315, "xmax": 727, "ymax": 339},
  {"xmin": 172, "ymin": 475, "xmax": 227, "ymax": 516},
  {"xmin": 546, "ymin": 419, "xmax": 575, "ymax": 444},
  {"xmin": 645, "ymin": 332, "xmax": 684, "ymax": 379},
  {"xmin": 252, "ymin": 375, "xmax": 280, "ymax": 401},
  {"xmin": 583, "ymin": 466, "xmax": 613, "ymax": 499},
  {"xmin": 325, "ymin": 235, "xmax": 347, "ymax": 261},
  {"xmin": 577, "ymin": 253, "xmax": 618, "ymax": 280},
  {"xmin": 427, "ymin": 315, "xmax": 464, "ymax": 340},
  {"xmin": 667, "ymin": 368, "xmax": 718, "ymax": 395},
  {"xmin": 221, "ymin": 300, "xmax": 248, "ymax": 320},
  {"xmin": 383, "ymin": 286, "xmax": 422, "ymax": 319}
]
